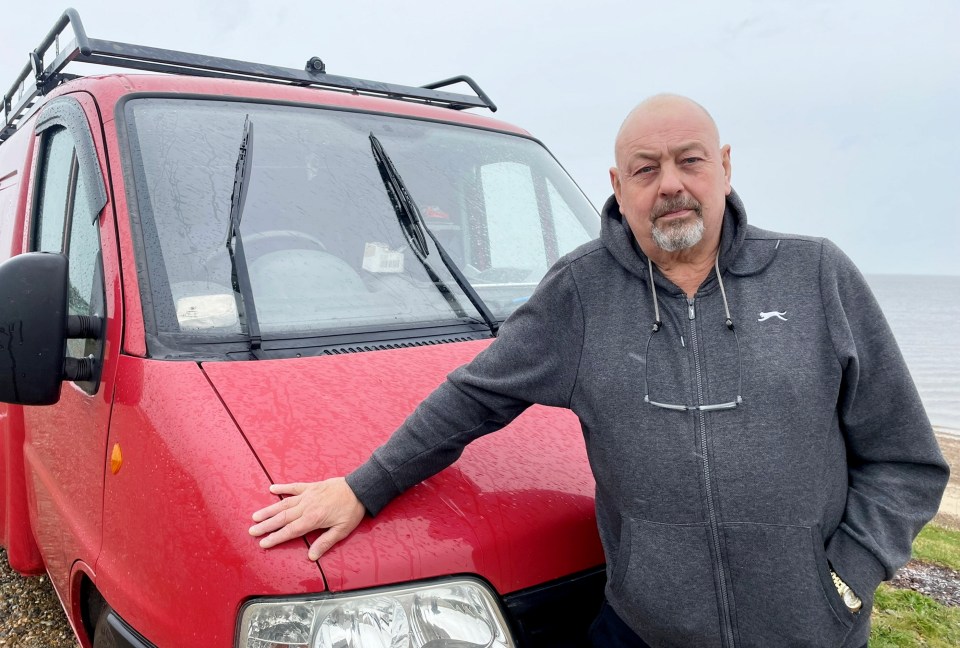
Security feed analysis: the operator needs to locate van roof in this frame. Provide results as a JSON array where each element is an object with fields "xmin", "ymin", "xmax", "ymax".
[
  {"xmin": 44, "ymin": 74, "xmax": 529, "ymax": 136},
  {"xmin": 3, "ymin": 9, "xmax": 522, "ymax": 144}
]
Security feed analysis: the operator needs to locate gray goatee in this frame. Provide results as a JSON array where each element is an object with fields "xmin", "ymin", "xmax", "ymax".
[{"xmin": 650, "ymin": 196, "xmax": 705, "ymax": 252}]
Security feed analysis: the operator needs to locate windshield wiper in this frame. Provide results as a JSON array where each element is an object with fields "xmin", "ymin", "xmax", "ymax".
[
  {"xmin": 368, "ymin": 132, "xmax": 499, "ymax": 336},
  {"xmin": 225, "ymin": 115, "xmax": 263, "ymax": 357}
]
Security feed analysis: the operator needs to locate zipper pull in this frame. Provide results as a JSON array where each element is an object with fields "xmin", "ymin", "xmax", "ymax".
[{"xmin": 687, "ymin": 298, "xmax": 696, "ymax": 320}]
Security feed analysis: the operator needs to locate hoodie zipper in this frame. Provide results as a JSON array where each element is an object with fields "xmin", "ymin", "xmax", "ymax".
[{"xmin": 688, "ymin": 297, "xmax": 736, "ymax": 648}]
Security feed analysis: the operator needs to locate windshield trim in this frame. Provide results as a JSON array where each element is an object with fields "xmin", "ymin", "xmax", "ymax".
[{"xmin": 147, "ymin": 318, "xmax": 495, "ymax": 361}]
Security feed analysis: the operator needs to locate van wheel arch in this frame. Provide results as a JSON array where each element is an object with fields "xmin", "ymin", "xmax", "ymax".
[
  {"xmin": 87, "ymin": 597, "xmax": 155, "ymax": 648},
  {"xmin": 80, "ymin": 578, "xmax": 151, "ymax": 648},
  {"xmin": 79, "ymin": 574, "xmax": 105, "ymax": 645}
]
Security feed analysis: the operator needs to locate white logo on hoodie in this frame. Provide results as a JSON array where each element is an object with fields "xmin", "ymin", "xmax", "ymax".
[{"xmin": 758, "ymin": 311, "xmax": 788, "ymax": 322}]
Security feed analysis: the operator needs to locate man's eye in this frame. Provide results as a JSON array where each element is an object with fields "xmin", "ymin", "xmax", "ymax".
[
  {"xmin": 681, "ymin": 157, "xmax": 702, "ymax": 165},
  {"xmin": 636, "ymin": 165, "xmax": 657, "ymax": 175}
]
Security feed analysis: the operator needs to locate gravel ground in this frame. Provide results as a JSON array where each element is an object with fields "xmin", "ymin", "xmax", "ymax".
[
  {"xmin": 0, "ymin": 547, "xmax": 76, "ymax": 648},
  {"xmin": 889, "ymin": 560, "xmax": 960, "ymax": 608},
  {"xmin": 2, "ymin": 432, "xmax": 958, "ymax": 646}
]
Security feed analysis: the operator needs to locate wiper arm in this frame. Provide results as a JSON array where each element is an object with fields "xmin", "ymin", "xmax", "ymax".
[
  {"xmin": 369, "ymin": 133, "xmax": 429, "ymax": 259},
  {"xmin": 225, "ymin": 115, "xmax": 263, "ymax": 357},
  {"xmin": 368, "ymin": 132, "xmax": 499, "ymax": 336}
]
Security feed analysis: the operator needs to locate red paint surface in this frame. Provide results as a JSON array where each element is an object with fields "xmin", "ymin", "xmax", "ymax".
[
  {"xmin": 21, "ymin": 89, "xmax": 125, "ymax": 608},
  {"xmin": 203, "ymin": 340, "xmax": 604, "ymax": 596},
  {"xmin": 97, "ymin": 356, "xmax": 325, "ymax": 647}
]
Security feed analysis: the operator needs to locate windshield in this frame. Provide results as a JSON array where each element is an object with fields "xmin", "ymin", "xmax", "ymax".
[{"xmin": 122, "ymin": 98, "xmax": 598, "ymax": 350}]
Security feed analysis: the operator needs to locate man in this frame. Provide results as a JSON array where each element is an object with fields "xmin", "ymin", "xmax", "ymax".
[{"xmin": 250, "ymin": 95, "xmax": 949, "ymax": 647}]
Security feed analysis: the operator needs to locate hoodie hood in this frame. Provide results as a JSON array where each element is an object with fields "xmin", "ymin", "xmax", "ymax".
[{"xmin": 600, "ymin": 189, "xmax": 750, "ymax": 295}]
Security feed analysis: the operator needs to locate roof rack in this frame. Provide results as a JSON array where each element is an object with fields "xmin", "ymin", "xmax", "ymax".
[{"xmin": 1, "ymin": 8, "xmax": 498, "ymax": 142}]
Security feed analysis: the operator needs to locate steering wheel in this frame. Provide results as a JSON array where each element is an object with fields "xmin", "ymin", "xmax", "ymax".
[
  {"xmin": 203, "ymin": 229, "xmax": 327, "ymax": 266},
  {"xmin": 243, "ymin": 229, "xmax": 327, "ymax": 251}
]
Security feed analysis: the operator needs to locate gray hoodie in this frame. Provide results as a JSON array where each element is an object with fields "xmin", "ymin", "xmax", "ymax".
[{"xmin": 347, "ymin": 190, "xmax": 949, "ymax": 648}]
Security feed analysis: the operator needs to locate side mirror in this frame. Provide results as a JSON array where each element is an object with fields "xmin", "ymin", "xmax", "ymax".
[{"xmin": 0, "ymin": 253, "xmax": 73, "ymax": 405}]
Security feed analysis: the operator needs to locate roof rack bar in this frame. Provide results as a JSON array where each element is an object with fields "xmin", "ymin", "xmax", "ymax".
[
  {"xmin": 3, "ymin": 9, "xmax": 497, "ymax": 142},
  {"xmin": 2, "ymin": 46, "xmax": 84, "ymax": 141},
  {"xmin": 76, "ymin": 39, "xmax": 493, "ymax": 109},
  {"xmin": 37, "ymin": 8, "xmax": 91, "ymax": 57},
  {"xmin": 3, "ymin": 9, "xmax": 88, "ymax": 140},
  {"xmin": 422, "ymin": 76, "xmax": 498, "ymax": 113},
  {"xmin": 4, "ymin": 9, "xmax": 89, "ymax": 102}
]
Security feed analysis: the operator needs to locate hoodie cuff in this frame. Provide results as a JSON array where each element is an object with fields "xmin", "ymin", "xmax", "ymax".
[
  {"xmin": 345, "ymin": 454, "xmax": 402, "ymax": 517},
  {"xmin": 825, "ymin": 526, "xmax": 888, "ymax": 603}
]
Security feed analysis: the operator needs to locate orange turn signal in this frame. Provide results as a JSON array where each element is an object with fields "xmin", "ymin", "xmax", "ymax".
[{"xmin": 110, "ymin": 443, "xmax": 123, "ymax": 475}]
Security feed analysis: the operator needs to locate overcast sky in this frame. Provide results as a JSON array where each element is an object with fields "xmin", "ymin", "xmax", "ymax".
[{"xmin": 3, "ymin": 0, "xmax": 957, "ymax": 275}]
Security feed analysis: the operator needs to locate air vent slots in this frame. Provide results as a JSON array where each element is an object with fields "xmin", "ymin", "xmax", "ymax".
[{"xmin": 321, "ymin": 336, "xmax": 473, "ymax": 355}]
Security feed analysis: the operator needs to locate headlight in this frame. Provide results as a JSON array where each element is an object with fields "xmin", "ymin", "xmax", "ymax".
[{"xmin": 237, "ymin": 578, "xmax": 515, "ymax": 648}]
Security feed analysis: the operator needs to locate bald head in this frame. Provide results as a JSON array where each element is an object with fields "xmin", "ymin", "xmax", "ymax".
[
  {"xmin": 614, "ymin": 95, "xmax": 720, "ymax": 166},
  {"xmin": 609, "ymin": 94, "xmax": 732, "ymax": 269}
]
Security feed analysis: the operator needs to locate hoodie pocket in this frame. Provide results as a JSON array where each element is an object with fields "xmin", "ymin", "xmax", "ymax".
[
  {"xmin": 608, "ymin": 517, "xmax": 724, "ymax": 648},
  {"xmin": 723, "ymin": 523, "xmax": 854, "ymax": 648}
]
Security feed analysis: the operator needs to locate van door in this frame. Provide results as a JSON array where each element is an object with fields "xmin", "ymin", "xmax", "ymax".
[{"xmin": 21, "ymin": 93, "xmax": 120, "ymax": 600}]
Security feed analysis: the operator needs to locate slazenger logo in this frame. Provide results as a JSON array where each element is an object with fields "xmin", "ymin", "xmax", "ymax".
[{"xmin": 758, "ymin": 311, "xmax": 788, "ymax": 322}]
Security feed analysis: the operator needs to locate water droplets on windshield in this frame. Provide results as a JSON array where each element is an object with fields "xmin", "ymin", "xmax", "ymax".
[{"xmin": 122, "ymin": 99, "xmax": 598, "ymax": 349}]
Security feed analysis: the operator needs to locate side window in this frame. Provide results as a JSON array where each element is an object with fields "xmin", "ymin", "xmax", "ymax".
[
  {"xmin": 32, "ymin": 122, "xmax": 105, "ymax": 380},
  {"xmin": 34, "ymin": 127, "xmax": 76, "ymax": 252},
  {"xmin": 480, "ymin": 162, "xmax": 547, "ymax": 271},
  {"xmin": 65, "ymin": 167, "xmax": 103, "ymax": 361},
  {"xmin": 547, "ymin": 178, "xmax": 592, "ymax": 253},
  {"xmin": 476, "ymin": 162, "xmax": 592, "ymax": 281}
]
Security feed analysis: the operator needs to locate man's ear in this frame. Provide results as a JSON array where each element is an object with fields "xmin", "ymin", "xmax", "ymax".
[
  {"xmin": 610, "ymin": 166, "xmax": 622, "ymax": 204},
  {"xmin": 721, "ymin": 144, "xmax": 732, "ymax": 195}
]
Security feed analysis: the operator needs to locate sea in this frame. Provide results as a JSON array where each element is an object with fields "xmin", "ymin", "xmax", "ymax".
[{"xmin": 866, "ymin": 274, "xmax": 960, "ymax": 437}]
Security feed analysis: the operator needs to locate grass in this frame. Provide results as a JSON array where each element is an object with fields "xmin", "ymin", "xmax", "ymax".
[
  {"xmin": 871, "ymin": 586, "xmax": 960, "ymax": 647},
  {"xmin": 912, "ymin": 524, "xmax": 960, "ymax": 572},
  {"xmin": 869, "ymin": 524, "xmax": 960, "ymax": 647}
]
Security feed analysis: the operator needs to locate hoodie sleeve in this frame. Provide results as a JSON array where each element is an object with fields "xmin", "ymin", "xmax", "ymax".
[
  {"xmin": 346, "ymin": 260, "xmax": 585, "ymax": 515},
  {"xmin": 818, "ymin": 239, "xmax": 949, "ymax": 602}
]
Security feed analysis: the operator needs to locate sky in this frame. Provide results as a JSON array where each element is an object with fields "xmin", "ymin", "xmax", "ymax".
[{"xmin": 2, "ymin": 0, "xmax": 957, "ymax": 275}]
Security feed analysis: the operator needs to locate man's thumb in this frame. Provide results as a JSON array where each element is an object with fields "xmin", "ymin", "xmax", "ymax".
[{"xmin": 307, "ymin": 526, "xmax": 349, "ymax": 561}]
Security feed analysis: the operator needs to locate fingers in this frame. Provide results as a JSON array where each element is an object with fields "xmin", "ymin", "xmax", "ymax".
[
  {"xmin": 269, "ymin": 482, "xmax": 307, "ymax": 495},
  {"xmin": 250, "ymin": 478, "xmax": 365, "ymax": 557},
  {"xmin": 251, "ymin": 493, "xmax": 298, "ymax": 524},
  {"xmin": 249, "ymin": 507, "xmax": 294, "ymax": 537},
  {"xmin": 258, "ymin": 515, "xmax": 313, "ymax": 549}
]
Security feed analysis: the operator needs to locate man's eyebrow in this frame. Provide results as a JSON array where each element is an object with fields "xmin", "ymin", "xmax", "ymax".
[
  {"xmin": 670, "ymin": 142, "xmax": 708, "ymax": 156},
  {"xmin": 626, "ymin": 141, "xmax": 709, "ymax": 162}
]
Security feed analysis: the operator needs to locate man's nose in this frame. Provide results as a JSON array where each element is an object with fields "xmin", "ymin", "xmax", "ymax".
[{"xmin": 658, "ymin": 163, "xmax": 684, "ymax": 196}]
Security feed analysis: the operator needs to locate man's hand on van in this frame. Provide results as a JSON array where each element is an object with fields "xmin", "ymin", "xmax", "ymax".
[{"xmin": 249, "ymin": 477, "xmax": 365, "ymax": 560}]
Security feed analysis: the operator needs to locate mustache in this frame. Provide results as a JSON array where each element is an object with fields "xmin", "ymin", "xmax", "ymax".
[{"xmin": 651, "ymin": 196, "xmax": 703, "ymax": 220}]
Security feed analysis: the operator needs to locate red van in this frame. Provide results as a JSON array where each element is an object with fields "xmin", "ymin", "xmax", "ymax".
[{"xmin": 0, "ymin": 9, "xmax": 605, "ymax": 648}]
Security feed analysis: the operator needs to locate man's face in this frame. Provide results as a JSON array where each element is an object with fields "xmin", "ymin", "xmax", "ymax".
[{"xmin": 610, "ymin": 100, "xmax": 732, "ymax": 256}]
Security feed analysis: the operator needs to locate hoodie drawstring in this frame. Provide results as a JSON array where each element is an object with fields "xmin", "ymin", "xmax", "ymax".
[
  {"xmin": 647, "ymin": 257, "xmax": 662, "ymax": 332},
  {"xmin": 644, "ymin": 254, "xmax": 744, "ymax": 409},
  {"xmin": 715, "ymin": 255, "xmax": 734, "ymax": 330},
  {"xmin": 646, "ymin": 254, "xmax": 735, "ymax": 332}
]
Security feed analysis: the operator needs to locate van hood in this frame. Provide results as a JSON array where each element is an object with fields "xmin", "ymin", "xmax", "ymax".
[{"xmin": 201, "ymin": 340, "xmax": 603, "ymax": 595}]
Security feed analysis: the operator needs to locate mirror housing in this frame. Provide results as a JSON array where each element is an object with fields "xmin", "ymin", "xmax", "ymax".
[{"xmin": 0, "ymin": 253, "xmax": 70, "ymax": 405}]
